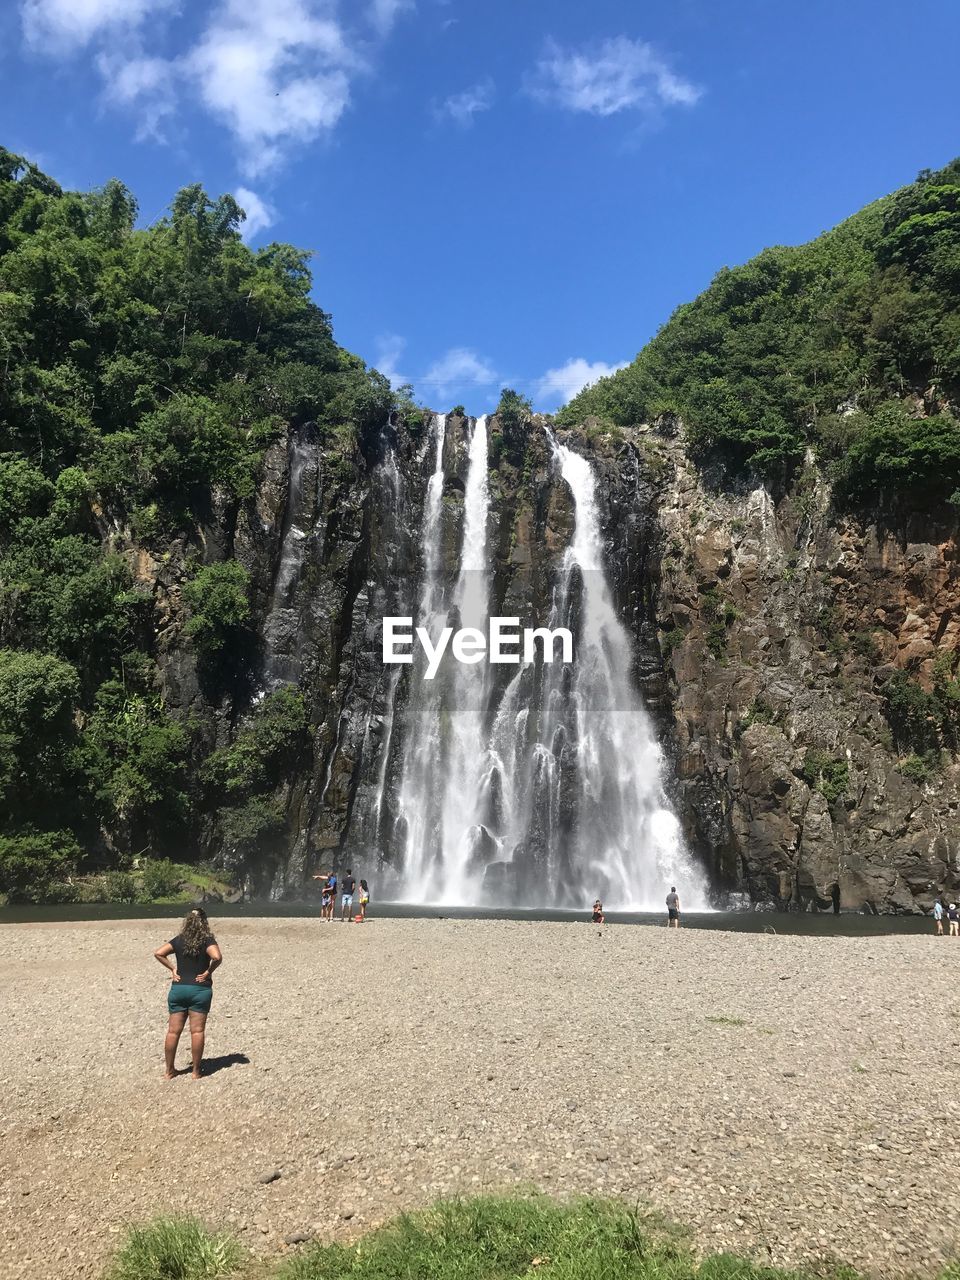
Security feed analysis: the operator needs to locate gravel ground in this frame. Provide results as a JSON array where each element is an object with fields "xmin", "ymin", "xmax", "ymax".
[{"xmin": 1, "ymin": 916, "xmax": 960, "ymax": 1279}]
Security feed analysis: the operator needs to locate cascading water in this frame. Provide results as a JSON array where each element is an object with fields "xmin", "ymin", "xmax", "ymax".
[
  {"xmin": 262, "ymin": 425, "xmax": 322, "ymax": 691},
  {"xmin": 436, "ymin": 413, "xmax": 492, "ymax": 901},
  {"xmin": 393, "ymin": 414, "xmax": 451, "ymax": 897},
  {"xmin": 393, "ymin": 415, "xmax": 499, "ymax": 903},
  {"xmin": 347, "ymin": 419, "xmax": 415, "ymax": 857},
  {"xmin": 385, "ymin": 416, "xmax": 706, "ymax": 910},
  {"xmin": 542, "ymin": 440, "xmax": 707, "ymax": 907}
]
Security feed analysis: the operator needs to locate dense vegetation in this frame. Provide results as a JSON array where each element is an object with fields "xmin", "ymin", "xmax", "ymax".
[
  {"xmin": 562, "ymin": 159, "xmax": 960, "ymax": 503},
  {"xmin": 0, "ymin": 146, "xmax": 391, "ymax": 901},
  {"xmin": 101, "ymin": 1196, "xmax": 915, "ymax": 1280}
]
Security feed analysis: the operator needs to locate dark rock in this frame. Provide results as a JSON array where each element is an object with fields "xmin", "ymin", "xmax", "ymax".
[{"xmin": 284, "ymin": 1230, "xmax": 314, "ymax": 1245}]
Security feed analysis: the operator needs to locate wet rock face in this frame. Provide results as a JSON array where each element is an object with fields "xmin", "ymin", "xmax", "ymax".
[
  {"xmin": 649, "ymin": 428, "xmax": 960, "ymax": 913},
  {"xmin": 142, "ymin": 411, "xmax": 960, "ymax": 911}
]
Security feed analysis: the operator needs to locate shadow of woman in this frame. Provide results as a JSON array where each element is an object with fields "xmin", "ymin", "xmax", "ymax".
[{"xmin": 197, "ymin": 1052, "xmax": 251, "ymax": 1077}]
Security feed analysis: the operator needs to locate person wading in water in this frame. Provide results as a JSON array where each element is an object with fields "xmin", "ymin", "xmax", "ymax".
[
  {"xmin": 666, "ymin": 886, "xmax": 681, "ymax": 928},
  {"xmin": 154, "ymin": 908, "xmax": 222, "ymax": 1080}
]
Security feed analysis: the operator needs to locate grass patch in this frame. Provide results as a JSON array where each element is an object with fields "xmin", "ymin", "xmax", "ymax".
[
  {"xmin": 104, "ymin": 1216, "xmax": 245, "ymax": 1280},
  {"xmin": 274, "ymin": 1195, "xmax": 839, "ymax": 1279},
  {"xmin": 705, "ymin": 1015, "xmax": 748, "ymax": 1028},
  {"xmin": 102, "ymin": 1196, "xmax": 960, "ymax": 1280}
]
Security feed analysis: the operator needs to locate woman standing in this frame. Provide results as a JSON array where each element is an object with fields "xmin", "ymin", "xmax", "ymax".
[{"xmin": 154, "ymin": 908, "xmax": 222, "ymax": 1080}]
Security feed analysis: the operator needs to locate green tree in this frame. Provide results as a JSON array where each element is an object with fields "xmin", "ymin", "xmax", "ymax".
[
  {"xmin": 183, "ymin": 562, "xmax": 251, "ymax": 656},
  {"xmin": 0, "ymin": 649, "xmax": 81, "ymax": 827},
  {"xmin": 79, "ymin": 679, "xmax": 191, "ymax": 849},
  {"xmin": 496, "ymin": 388, "xmax": 533, "ymax": 430},
  {"xmin": 0, "ymin": 828, "xmax": 81, "ymax": 903},
  {"xmin": 204, "ymin": 688, "xmax": 310, "ymax": 794},
  {"xmin": 561, "ymin": 158, "xmax": 960, "ymax": 495}
]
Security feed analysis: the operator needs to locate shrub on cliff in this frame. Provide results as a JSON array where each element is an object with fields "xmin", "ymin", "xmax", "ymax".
[
  {"xmin": 183, "ymin": 562, "xmax": 251, "ymax": 656},
  {"xmin": 496, "ymin": 388, "xmax": 533, "ymax": 430},
  {"xmin": 78, "ymin": 678, "xmax": 192, "ymax": 845},
  {"xmin": 829, "ymin": 404, "xmax": 960, "ymax": 507},
  {"xmin": 801, "ymin": 748, "xmax": 849, "ymax": 805},
  {"xmin": 883, "ymin": 663, "xmax": 960, "ymax": 757},
  {"xmin": 204, "ymin": 688, "xmax": 310, "ymax": 795},
  {"xmin": 217, "ymin": 795, "xmax": 285, "ymax": 858}
]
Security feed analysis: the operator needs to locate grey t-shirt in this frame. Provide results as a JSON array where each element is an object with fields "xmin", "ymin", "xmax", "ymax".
[{"xmin": 666, "ymin": 892, "xmax": 680, "ymax": 911}]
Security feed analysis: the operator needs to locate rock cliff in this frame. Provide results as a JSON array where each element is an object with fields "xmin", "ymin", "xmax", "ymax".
[{"xmin": 136, "ymin": 408, "xmax": 960, "ymax": 912}]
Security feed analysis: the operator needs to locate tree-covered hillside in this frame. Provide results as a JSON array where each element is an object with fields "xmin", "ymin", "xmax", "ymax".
[
  {"xmin": 0, "ymin": 147, "xmax": 391, "ymax": 901},
  {"xmin": 562, "ymin": 159, "xmax": 960, "ymax": 503}
]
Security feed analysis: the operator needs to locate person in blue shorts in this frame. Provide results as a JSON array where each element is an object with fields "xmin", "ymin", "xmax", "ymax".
[
  {"xmin": 934, "ymin": 898, "xmax": 945, "ymax": 936},
  {"xmin": 154, "ymin": 907, "xmax": 222, "ymax": 1080},
  {"xmin": 340, "ymin": 868, "xmax": 356, "ymax": 921}
]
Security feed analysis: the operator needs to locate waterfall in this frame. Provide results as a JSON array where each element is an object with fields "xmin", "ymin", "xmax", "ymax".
[
  {"xmin": 386, "ymin": 417, "xmax": 705, "ymax": 910},
  {"xmin": 262, "ymin": 424, "xmax": 321, "ymax": 691},
  {"xmin": 393, "ymin": 414, "xmax": 450, "ymax": 897},
  {"xmin": 546, "ymin": 441, "xmax": 707, "ymax": 908},
  {"xmin": 351, "ymin": 426, "xmax": 412, "ymax": 854},
  {"xmin": 437, "ymin": 413, "xmax": 491, "ymax": 901}
]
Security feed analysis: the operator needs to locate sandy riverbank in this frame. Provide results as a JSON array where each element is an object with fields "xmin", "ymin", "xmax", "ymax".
[{"xmin": 1, "ymin": 916, "xmax": 958, "ymax": 1278}]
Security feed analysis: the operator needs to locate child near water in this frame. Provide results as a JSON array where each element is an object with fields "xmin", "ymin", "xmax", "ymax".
[
  {"xmin": 592, "ymin": 899, "xmax": 604, "ymax": 925},
  {"xmin": 358, "ymin": 879, "xmax": 370, "ymax": 921}
]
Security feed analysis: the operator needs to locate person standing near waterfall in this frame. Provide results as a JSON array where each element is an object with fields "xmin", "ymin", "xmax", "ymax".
[
  {"xmin": 340, "ymin": 868, "xmax": 356, "ymax": 922},
  {"xmin": 313, "ymin": 869, "xmax": 336, "ymax": 921},
  {"xmin": 153, "ymin": 907, "xmax": 222, "ymax": 1079},
  {"xmin": 666, "ymin": 886, "xmax": 681, "ymax": 928}
]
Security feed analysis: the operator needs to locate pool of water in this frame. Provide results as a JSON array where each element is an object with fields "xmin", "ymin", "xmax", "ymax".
[{"xmin": 0, "ymin": 901, "xmax": 934, "ymax": 936}]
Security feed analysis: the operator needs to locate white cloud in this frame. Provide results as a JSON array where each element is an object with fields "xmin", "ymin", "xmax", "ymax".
[
  {"xmin": 188, "ymin": 0, "xmax": 356, "ymax": 177},
  {"xmin": 99, "ymin": 53, "xmax": 179, "ymax": 141},
  {"xmin": 526, "ymin": 36, "xmax": 701, "ymax": 118},
  {"xmin": 536, "ymin": 357, "xmax": 628, "ymax": 408},
  {"xmin": 420, "ymin": 347, "xmax": 498, "ymax": 399},
  {"xmin": 21, "ymin": 0, "xmax": 173, "ymax": 51},
  {"xmin": 235, "ymin": 186, "xmax": 276, "ymax": 240},
  {"xmin": 375, "ymin": 333, "xmax": 408, "ymax": 388},
  {"xmin": 435, "ymin": 78, "xmax": 494, "ymax": 127},
  {"xmin": 368, "ymin": 0, "xmax": 414, "ymax": 37},
  {"xmin": 20, "ymin": 0, "xmax": 409, "ymax": 179}
]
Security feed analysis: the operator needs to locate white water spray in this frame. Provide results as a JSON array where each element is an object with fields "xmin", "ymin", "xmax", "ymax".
[
  {"xmin": 550, "ymin": 441, "xmax": 707, "ymax": 907},
  {"xmin": 386, "ymin": 418, "xmax": 707, "ymax": 910}
]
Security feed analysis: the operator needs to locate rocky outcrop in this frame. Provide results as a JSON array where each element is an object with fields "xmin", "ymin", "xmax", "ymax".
[
  {"xmin": 646, "ymin": 421, "xmax": 960, "ymax": 912},
  {"xmin": 125, "ymin": 408, "xmax": 960, "ymax": 911}
]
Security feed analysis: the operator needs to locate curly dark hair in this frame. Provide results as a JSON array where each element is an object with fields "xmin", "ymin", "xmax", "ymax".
[{"xmin": 180, "ymin": 907, "xmax": 211, "ymax": 955}]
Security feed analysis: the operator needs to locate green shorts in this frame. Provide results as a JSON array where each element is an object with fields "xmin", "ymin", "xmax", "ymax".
[{"xmin": 168, "ymin": 983, "xmax": 213, "ymax": 1015}]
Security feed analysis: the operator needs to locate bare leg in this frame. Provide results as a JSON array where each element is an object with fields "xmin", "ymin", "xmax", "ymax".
[
  {"xmin": 189, "ymin": 1011, "xmax": 208, "ymax": 1079},
  {"xmin": 164, "ymin": 1011, "xmax": 187, "ymax": 1078}
]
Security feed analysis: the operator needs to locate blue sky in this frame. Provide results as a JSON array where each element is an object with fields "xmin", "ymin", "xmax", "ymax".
[{"xmin": 2, "ymin": 0, "xmax": 959, "ymax": 413}]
